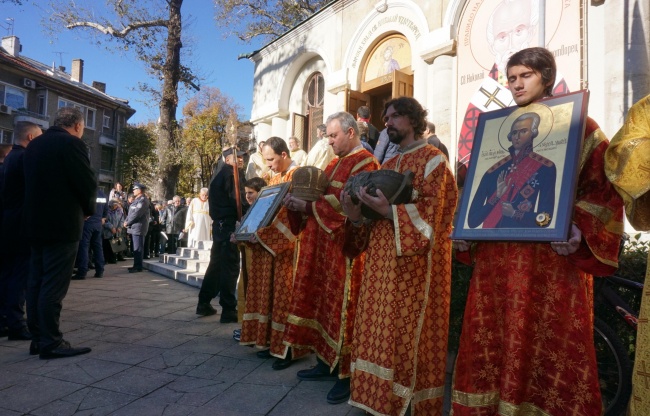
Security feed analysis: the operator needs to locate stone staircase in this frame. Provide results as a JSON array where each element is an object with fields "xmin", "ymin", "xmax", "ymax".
[{"xmin": 143, "ymin": 240, "xmax": 212, "ymax": 288}]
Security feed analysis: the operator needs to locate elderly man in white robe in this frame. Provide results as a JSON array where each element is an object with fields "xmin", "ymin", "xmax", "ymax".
[{"xmin": 185, "ymin": 188, "xmax": 212, "ymax": 247}]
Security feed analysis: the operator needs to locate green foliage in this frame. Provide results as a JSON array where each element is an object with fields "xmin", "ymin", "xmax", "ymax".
[
  {"xmin": 176, "ymin": 87, "xmax": 243, "ymax": 195},
  {"xmin": 117, "ymin": 123, "xmax": 158, "ymax": 190}
]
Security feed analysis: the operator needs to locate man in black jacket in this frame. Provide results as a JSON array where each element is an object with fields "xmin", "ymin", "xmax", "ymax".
[
  {"xmin": 0, "ymin": 121, "xmax": 41, "ymax": 341},
  {"xmin": 162, "ymin": 195, "xmax": 187, "ymax": 254},
  {"xmin": 24, "ymin": 107, "xmax": 96, "ymax": 359},
  {"xmin": 196, "ymin": 147, "xmax": 248, "ymax": 321},
  {"xmin": 124, "ymin": 183, "xmax": 150, "ymax": 273}
]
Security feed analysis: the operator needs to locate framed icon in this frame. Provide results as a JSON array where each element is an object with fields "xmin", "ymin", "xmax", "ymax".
[
  {"xmin": 452, "ymin": 90, "xmax": 589, "ymax": 242},
  {"xmin": 234, "ymin": 182, "xmax": 291, "ymax": 241}
]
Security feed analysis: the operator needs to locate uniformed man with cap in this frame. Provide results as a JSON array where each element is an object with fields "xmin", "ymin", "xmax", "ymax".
[
  {"xmin": 197, "ymin": 147, "xmax": 248, "ymax": 322},
  {"xmin": 124, "ymin": 182, "xmax": 150, "ymax": 273}
]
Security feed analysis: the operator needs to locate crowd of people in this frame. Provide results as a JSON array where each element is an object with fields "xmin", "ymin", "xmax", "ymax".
[{"xmin": 0, "ymin": 46, "xmax": 648, "ymax": 415}]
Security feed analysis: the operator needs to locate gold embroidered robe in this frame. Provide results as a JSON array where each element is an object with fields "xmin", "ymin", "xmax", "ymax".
[
  {"xmin": 240, "ymin": 166, "xmax": 307, "ymax": 359},
  {"xmin": 452, "ymin": 118, "xmax": 625, "ymax": 416},
  {"xmin": 283, "ymin": 147, "xmax": 379, "ymax": 376},
  {"xmin": 605, "ymin": 94, "xmax": 650, "ymax": 416},
  {"xmin": 348, "ymin": 142, "xmax": 458, "ymax": 416}
]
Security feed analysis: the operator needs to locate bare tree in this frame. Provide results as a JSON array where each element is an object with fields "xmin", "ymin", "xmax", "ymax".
[
  {"xmin": 47, "ymin": 0, "xmax": 197, "ymax": 201},
  {"xmin": 214, "ymin": 0, "xmax": 330, "ymax": 42}
]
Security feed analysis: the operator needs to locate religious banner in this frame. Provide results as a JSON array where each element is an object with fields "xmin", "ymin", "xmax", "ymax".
[
  {"xmin": 455, "ymin": 0, "xmax": 583, "ymax": 167},
  {"xmin": 453, "ymin": 90, "xmax": 588, "ymax": 241}
]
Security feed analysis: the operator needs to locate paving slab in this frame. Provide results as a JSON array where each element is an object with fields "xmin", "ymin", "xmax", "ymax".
[{"xmin": 0, "ymin": 262, "xmax": 451, "ymax": 416}]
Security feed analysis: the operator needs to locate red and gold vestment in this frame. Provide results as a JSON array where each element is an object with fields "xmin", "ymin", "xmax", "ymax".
[
  {"xmin": 605, "ymin": 94, "xmax": 650, "ymax": 416},
  {"xmin": 240, "ymin": 165, "xmax": 308, "ymax": 359},
  {"xmin": 348, "ymin": 142, "xmax": 458, "ymax": 416},
  {"xmin": 452, "ymin": 118, "xmax": 625, "ymax": 416},
  {"xmin": 283, "ymin": 147, "xmax": 379, "ymax": 376}
]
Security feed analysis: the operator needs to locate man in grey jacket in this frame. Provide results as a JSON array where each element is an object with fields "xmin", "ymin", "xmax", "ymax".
[
  {"xmin": 124, "ymin": 183, "xmax": 150, "ymax": 273},
  {"xmin": 162, "ymin": 195, "xmax": 187, "ymax": 254}
]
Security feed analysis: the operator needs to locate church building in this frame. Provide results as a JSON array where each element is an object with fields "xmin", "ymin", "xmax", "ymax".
[{"xmin": 244, "ymin": 0, "xmax": 649, "ymax": 168}]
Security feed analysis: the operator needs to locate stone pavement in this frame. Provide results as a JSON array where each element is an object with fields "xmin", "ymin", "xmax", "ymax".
[{"xmin": 0, "ymin": 262, "xmax": 366, "ymax": 416}]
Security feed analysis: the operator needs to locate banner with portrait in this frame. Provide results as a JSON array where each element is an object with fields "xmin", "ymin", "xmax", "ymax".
[
  {"xmin": 455, "ymin": 0, "xmax": 583, "ymax": 167},
  {"xmin": 452, "ymin": 90, "xmax": 588, "ymax": 241}
]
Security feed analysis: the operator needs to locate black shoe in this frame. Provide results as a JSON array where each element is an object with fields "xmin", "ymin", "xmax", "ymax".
[
  {"xmin": 128, "ymin": 267, "xmax": 143, "ymax": 273},
  {"xmin": 71, "ymin": 274, "xmax": 86, "ymax": 280},
  {"xmin": 39, "ymin": 340, "xmax": 91, "ymax": 360},
  {"xmin": 29, "ymin": 341, "xmax": 39, "ymax": 355},
  {"xmin": 143, "ymin": 255, "xmax": 150, "ymax": 260},
  {"xmin": 297, "ymin": 361, "xmax": 338, "ymax": 381},
  {"xmin": 220, "ymin": 310, "xmax": 238, "ymax": 323},
  {"xmin": 256, "ymin": 349, "xmax": 271, "ymax": 359},
  {"xmin": 88, "ymin": 263, "xmax": 96, "ymax": 270},
  {"xmin": 7, "ymin": 328, "xmax": 32, "ymax": 341},
  {"xmin": 196, "ymin": 303, "xmax": 217, "ymax": 316},
  {"xmin": 326, "ymin": 378, "xmax": 350, "ymax": 404},
  {"xmin": 272, "ymin": 349, "xmax": 293, "ymax": 370},
  {"xmin": 107, "ymin": 260, "xmax": 117, "ymax": 264},
  {"xmin": 94, "ymin": 272, "xmax": 103, "ymax": 278},
  {"xmin": 117, "ymin": 255, "xmax": 126, "ymax": 261}
]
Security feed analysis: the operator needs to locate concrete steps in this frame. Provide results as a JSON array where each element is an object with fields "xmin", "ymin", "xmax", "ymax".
[{"xmin": 143, "ymin": 240, "xmax": 212, "ymax": 288}]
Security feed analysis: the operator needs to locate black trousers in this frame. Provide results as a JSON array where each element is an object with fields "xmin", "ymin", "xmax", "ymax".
[
  {"xmin": 0, "ymin": 251, "xmax": 30, "ymax": 331},
  {"xmin": 27, "ymin": 241, "xmax": 78, "ymax": 351},
  {"xmin": 131, "ymin": 234, "xmax": 144, "ymax": 270},
  {"xmin": 198, "ymin": 221, "xmax": 239, "ymax": 312}
]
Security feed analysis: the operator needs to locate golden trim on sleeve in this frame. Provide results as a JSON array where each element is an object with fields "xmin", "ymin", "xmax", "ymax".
[
  {"xmin": 392, "ymin": 382, "xmax": 410, "ymax": 399},
  {"xmin": 330, "ymin": 180, "xmax": 344, "ymax": 189},
  {"xmin": 351, "ymin": 157, "xmax": 377, "ymax": 174},
  {"xmin": 406, "ymin": 204, "xmax": 433, "ymax": 241},
  {"xmin": 579, "ymin": 129, "xmax": 607, "ymax": 173},
  {"xmin": 424, "ymin": 154, "xmax": 443, "ymax": 179},
  {"xmin": 274, "ymin": 221, "xmax": 296, "ymax": 243},
  {"xmin": 392, "ymin": 205, "xmax": 402, "ymax": 256},
  {"xmin": 575, "ymin": 200, "xmax": 617, "ymax": 227},
  {"xmin": 271, "ymin": 321, "xmax": 285, "ymax": 331},
  {"xmin": 324, "ymin": 194, "xmax": 343, "ymax": 214},
  {"xmin": 286, "ymin": 314, "xmax": 339, "ymax": 351},
  {"xmin": 254, "ymin": 232, "xmax": 276, "ymax": 257}
]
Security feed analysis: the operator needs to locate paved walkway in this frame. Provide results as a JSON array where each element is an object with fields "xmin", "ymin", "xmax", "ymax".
[{"xmin": 0, "ymin": 262, "xmax": 366, "ymax": 416}]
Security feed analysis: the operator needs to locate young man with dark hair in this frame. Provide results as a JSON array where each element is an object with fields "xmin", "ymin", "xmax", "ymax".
[
  {"xmin": 342, "ymin": 97, "xmax": 457, "ymax": 415},
  {"xmin": 452, "ymin": 47, "xmax": 624, "ymax": 416}
]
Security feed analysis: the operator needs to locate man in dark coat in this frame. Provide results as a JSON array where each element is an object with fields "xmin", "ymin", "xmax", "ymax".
[
  {"xmin": 24, "ymin": 107, "xmax": 96, "ymax": 359},
  {"xmin": 162, "ymin": 195, "xmax": 187, "ymax": 254},
  {"xmin": 0, "ymin": 121, "xmax": 41, "ymax": 341},
  {"xmin": 72, "ymin": 189, "xmax": 108, "ymax": 279},
  {"xmin": 124, "ymin": 182, "xmax": 150, "ymax": 273},
  {"xmin": 196, "ymin": 147, "xmax": 248, "ymax": 322}
]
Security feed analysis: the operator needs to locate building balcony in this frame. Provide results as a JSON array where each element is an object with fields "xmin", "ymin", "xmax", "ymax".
[{"xmin": 13, "ymin": 109, "xmax": 50, "ymax": 129}]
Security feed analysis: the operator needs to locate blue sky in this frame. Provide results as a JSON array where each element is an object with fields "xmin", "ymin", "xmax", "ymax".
[{"xmin": 1, "ymin": 1, "xmax": 264, "ymax": 124}]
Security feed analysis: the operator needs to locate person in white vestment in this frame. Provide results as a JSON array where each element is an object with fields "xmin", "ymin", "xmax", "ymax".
[{"xmin": 185, "ymin": 188, "xmax": 212, "ymax": 247}]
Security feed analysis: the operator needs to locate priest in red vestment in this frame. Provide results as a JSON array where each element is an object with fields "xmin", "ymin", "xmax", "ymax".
[
  {"xmin": 452, "ymin": 47, "xmax": 625, "ymax": 416},
  {"xmin": 342, "ymin": 97, "xmax": 458, "ymax": 416},
  {"xmin": 283, "ymin": 111, "xmax": 379, "ymax": 404},
  {"xmin": 239, "ymin": 136, "xmax": 306, "ymax": 370}
]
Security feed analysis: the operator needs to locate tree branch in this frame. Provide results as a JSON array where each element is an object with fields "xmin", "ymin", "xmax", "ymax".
[{"xmin": 66, "ymin": 19, "xmax": 168, "ymax": 38}]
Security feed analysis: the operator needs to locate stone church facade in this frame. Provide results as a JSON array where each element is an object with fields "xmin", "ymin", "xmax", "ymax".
[{"xmin": 245, "ymin": 0, "xmax": 649, "ymax": 166}]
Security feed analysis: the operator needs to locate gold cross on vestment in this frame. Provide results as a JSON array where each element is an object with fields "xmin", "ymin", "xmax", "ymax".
[
  {"xmin": 479, "ymin": 86, "xmax": 508, "ymax": 108},
  {"xmin": 637, "ymin": 360, "xmax": 650, "ymax": 389}
]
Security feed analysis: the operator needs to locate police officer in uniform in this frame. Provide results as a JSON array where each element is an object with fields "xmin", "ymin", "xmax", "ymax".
[{"xmin": 124, "ymin": 183, "xmax": 150, "ymax": 273}]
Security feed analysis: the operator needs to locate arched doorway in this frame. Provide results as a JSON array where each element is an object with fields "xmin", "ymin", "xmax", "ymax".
[{"xmin": 347, "ymin": 34, "xmax": 413, "ymax": 131}]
